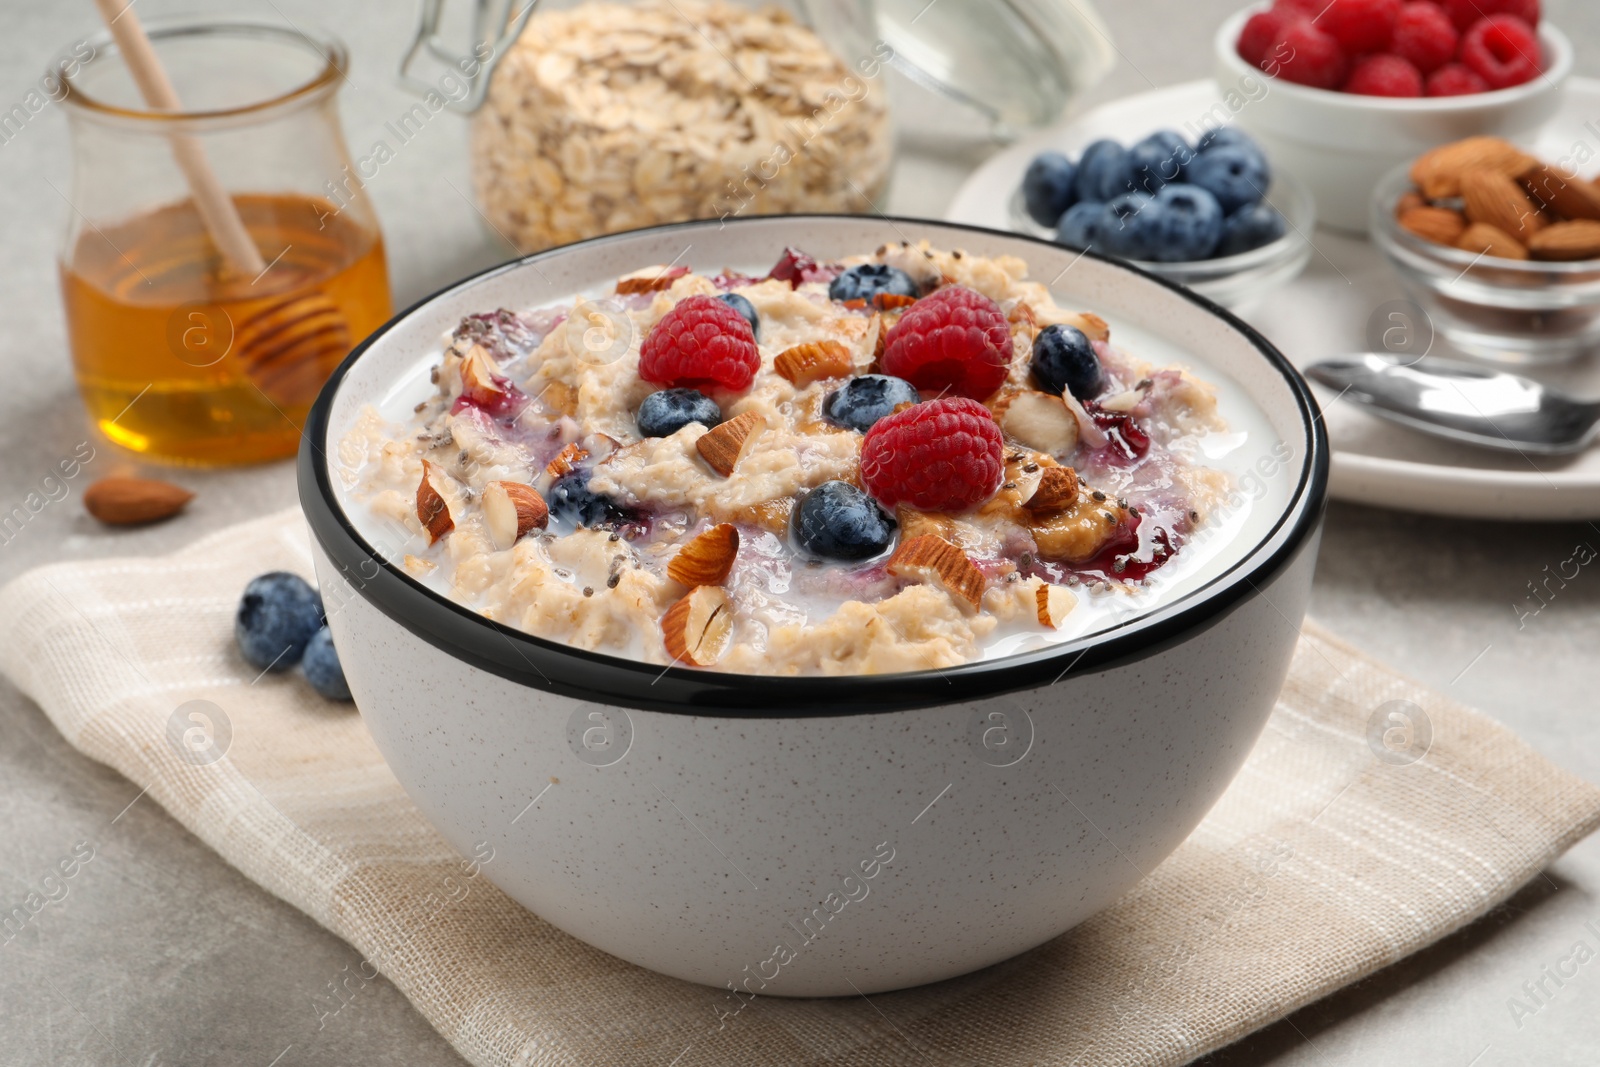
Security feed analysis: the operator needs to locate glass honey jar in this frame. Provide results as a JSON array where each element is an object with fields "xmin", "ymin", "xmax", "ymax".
[{"xmin": 58, "ymin": 19, "xmax": 392, "ymax": 466}]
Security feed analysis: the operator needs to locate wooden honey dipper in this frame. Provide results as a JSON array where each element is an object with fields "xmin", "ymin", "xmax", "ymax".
[{"xmin": 92, "ymin": 0, "xmax": 351, "ymax": 408}]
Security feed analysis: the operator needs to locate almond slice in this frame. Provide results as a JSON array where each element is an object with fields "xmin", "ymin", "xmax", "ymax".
[
  {"xmin": 869, "ymin": 311, "xmax": 887, "ymax": 366},
  {"xmin": 546, "ymin": 442, "xmax": 589, "ymax": 480},
  {"xmin": 992, "ymin": 390, "xmax": 1078, "ymax": 458},
  {"xmin": 82, "ymin": 476, "xmax": 194, "ymax": 526},
  {"xmin": 886, "ymin": 535, "xmax": 986, "ymax": 612},
  {"xmin": 1528, "ymin": 220, "xmax": 1600, "ymax": 261},
  {"xmin": 661, "ymin": 585, "xmax": 733, "ymax": 667},
  {"xmin": 1023, "ymin": 467, "xmax": 1080, "ymax": 514},
  {"xmin": 1035, "ymin": 581, "xmax": 1077, "ymax": 629},
  {"xmin": 1398, "ymin": 206, "xmax": 1467, "ymax": 245},
  {"xmin": 483, "ymin": 481, "xmax": 549, "ymax": 550},
  {"xmin": 774, "ymin": 340, "xmax": 853, "ymax": 386},
  {"xmin": 667, "ymin": 523, "xmax": 740, "ymax": 585},
  {"xmin": 1460, "ymin": 169, "xmax": 1546, "ymax": 239},
  {"xmin": 615, "ymin": 265, "xmax": 690, "ymax": 294},
  {"xmin": 416, "ymin": 460, "xmax": 454, "ymax": 544},
  {"xmin": 695, "ymin": 411, "xmax": 762, "ymax": 476},
  {"xmin": 1410, "ymin": 137, "xmax": 1538, "ymax": 199},
  {"xmin": 873, "ymin": 292, "xmax": 917, "ymax": 310},
  {"xmin": 1457, "ymin": 222, "xmax": 1529, "ymax": 260}
]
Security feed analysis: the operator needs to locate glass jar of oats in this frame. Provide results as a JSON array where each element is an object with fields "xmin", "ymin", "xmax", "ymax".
[{"xmin": 470, "ymin": 0, "xmax": 894, "ymax": 253}]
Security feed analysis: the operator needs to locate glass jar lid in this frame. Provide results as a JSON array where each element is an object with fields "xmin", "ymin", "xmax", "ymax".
[{"xmin": 795, "ymin": 0, "xmax": 1115, "ymax": 136}]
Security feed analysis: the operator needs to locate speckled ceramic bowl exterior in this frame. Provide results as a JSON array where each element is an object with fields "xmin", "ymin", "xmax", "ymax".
[
  {"xmin": 299, "ymin": 216, "xmax": 1328, "ymax": 997},
  {"xmin": 1214, "ymin": 6, "xmax": 1572, "ymax": 233}
]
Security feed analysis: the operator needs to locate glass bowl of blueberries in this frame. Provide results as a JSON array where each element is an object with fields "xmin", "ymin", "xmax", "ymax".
[{"xmin": 1013, "ymin": 126, "xmax": 1315, "ymax": 310}]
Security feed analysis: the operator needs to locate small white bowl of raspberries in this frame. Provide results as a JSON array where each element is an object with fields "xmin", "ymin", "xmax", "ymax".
[{"xmin": 1213, "ymin": 0, "xmax": 1572, "ymax": 232}]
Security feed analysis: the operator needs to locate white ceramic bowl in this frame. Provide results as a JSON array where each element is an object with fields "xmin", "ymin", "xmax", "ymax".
[
  {"xmin": 298, "ymin": 215, "xmax": 1329, "ymax": 997},
  {"xmin": 1213, "ymin": 6, "xmax": 1572, "ymax": 233}
]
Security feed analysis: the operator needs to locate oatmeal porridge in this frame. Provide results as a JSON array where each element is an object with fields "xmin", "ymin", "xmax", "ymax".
[{"xmin": 337, "ymin": 242, "xmax": 1255, "ymax": 675}]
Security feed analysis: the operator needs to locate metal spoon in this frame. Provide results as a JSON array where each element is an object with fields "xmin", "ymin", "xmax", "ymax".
[{"xmin": 1305, "ymin": 354, "xmax": 1600, "ymax": 456}]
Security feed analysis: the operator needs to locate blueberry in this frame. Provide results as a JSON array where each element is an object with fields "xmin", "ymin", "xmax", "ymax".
[
  {"xmin": 1185, "ymin": 145, "xmax": 1270, "ymax": 215},
  {"xmin": 235, "ymin": 571, "xmax": 323, "ymax": 671},
  {"xmin": 823, "ymin": 375, "xmax": 921, "ymax": 434},
  {"xmin": 1217, "ymin": 202, "xmax": 1288, "ymax": 257},
  {"xmin": 1097, "ymin": 192, "xmax": 1160, "ymax": 261},
  {"xmin": 828, "ymin": 264, "xmax": 920, "ymax": 304},
  {"xmin": 1022, "ymin": 151, "xmax": 1078, "ymax": 228},
  {"xmin": 301, "ymin": 626, "xmax": 352, "ymax": 701},
  {"xmin": 638, "ymin": 388, "xmax": 723, "ymax": 438},
  {"xmin": 1125, "ymin": 131, "xmax": 1193, "ymax": 195},
  {"xmin": 548, "ymin": 472, "xmax": 631, "ymax": 529},
  {"xmin": 1145, "ymin": 183, "xmax": 1224, "ymax": 262},
  {"xmin": 1055, "ymin": 200, "xmax": 1113, "ymax": 251},
  {"xmin": 791, "ymin": 481, "xmax": 896, "ymax": 562},
  {"xmin": 1032, "ymin": 324, "xmax": 1103, "ymax": 401},
  {"xmin": 1196, "ymin": 125, "xmax": 1260, "ymax": 156},
  {"xmin": 1073, "ymin": 139, "xmax": 1131, "ymax": 202},
  {"xmin": 717, "ymin": 292, "xmax": 760, "ymax": 339}
]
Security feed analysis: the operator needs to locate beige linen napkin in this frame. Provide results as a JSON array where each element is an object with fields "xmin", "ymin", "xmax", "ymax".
[{"xmin": 3, "ymin": 508, "xmax": 1597, "ymax": 1067}]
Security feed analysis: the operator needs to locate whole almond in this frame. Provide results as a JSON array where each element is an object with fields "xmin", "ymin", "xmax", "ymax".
[
  {"xmin": 1521, "ymin": 166, "xmax": 1600, "ymax": 222},
  {"xmin": 82, "ymin": 476, "xmax": 193, "ymax": 526},
  {"xmin": 1410, "ymin": 137, "xmax": 1538, "ymax": 199},
  {"xmin": 615, "ymin": 265, "xmax": 689, "ymax": 294},
  {"xmin": 667, "ymin": 523, "xmax": 740, "ymax": 585},
  {"xmin": 1395, "ymin": 191, "xmax": 1426, "ymax": 218},
  {"xmin": 1457, "ymin": 223, "xmax": 1529, "ymax": 260},
  {"xmin": 1528, "ymin": 220, "xmax": 1600, "ymax": 262},
  {"xmin": 1398, "ymin": 206, "xmax": 1467, "ymax": 245},
  {"xmin": 1460, "ymin": 169, "xmax": 1546, "ymax": 239}
]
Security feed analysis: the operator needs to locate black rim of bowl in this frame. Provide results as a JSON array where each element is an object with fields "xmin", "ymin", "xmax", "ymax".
[{"xmin": 299, "ymin": 214, "xmax": 1329, "ymax": 717}]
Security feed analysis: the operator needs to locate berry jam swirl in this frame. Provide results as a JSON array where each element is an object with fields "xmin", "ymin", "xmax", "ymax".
[{"xmin": 339, "ymin": 242, "xmax": 1239, "ymax": 675}]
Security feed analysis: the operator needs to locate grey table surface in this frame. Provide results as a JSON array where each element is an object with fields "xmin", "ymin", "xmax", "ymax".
[{"xmin": 3, "ymin": 0, "xmax": 1599, "ymax": 1064}]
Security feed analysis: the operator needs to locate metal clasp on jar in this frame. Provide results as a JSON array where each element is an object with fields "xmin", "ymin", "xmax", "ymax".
[{"xmin": 398, "ymin": 0, "xmax": 539, "ymax": 113}]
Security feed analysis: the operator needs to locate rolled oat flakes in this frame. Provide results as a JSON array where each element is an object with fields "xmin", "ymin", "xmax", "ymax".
[{"xmin": 471, "ymin": 0, "xmax": 893, "ymax": 252}]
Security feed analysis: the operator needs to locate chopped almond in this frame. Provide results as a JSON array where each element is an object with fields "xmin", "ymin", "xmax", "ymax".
[
  {"xmin": 547, "ymin": 442, "xmax": 589, "ymax": 480},
  {"xmin": 661, "ymin": 586, "xmax": 733, "ymax": 666},
  {"xmin": 1023, "ymin": 467, "xmax": 1080, "ymax": 514},
  {"xmin": 667, "ymin": 523, "xmax": 740, "ymax": 585},
  {"xmin": 1035, "ymin": 581, "xmax": 1076, "ymax": 628},
  {"xmin": 615, "ymin": 264, "xmax": 690, "ymax": 294},
  {"xmin": 886, "ymin": 535, "xmax": 986, "ymax": 612},
  {"xmin": 483, "ymin": 481, "xmax": 548, "ymax": 550},
  {"xmin": 416, "ymin": 460, "xmax": 454, "ymax": 544},
  {"xmin": 696, "ymin": 411, "xmax": 762, "ymax": 476},
  {"xmin": 774, "ymin": 341, "xmax": 853, "ymax": 386}
]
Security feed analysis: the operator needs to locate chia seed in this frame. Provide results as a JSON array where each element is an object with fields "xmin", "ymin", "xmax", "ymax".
[
  {"xmin": 606, "ymin": 574, "xmax": 621, "ymax": 589},
  {"xmin": 582, "ymin": 587, "xmax": 594, "ymax": 598},
  {"xmin": 1092, "ymin": 490, "xmax": 1106, "ymax": 502},
  {"xmin": 1002, "ymin": 482, "xmax": 1017, "ymax": 491},
  {"xmin": 1022, "ymin": 463, "xmax": 1039, "ymax": 473}
]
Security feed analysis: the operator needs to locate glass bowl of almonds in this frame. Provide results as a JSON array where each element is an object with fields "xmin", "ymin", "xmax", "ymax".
[{"xmin": 1372, "ymin": 137, "xmax": 1600, "ymax": 365}]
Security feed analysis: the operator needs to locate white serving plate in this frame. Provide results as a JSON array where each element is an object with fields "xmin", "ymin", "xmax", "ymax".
[{"xmin": 948, "ymin": 76, "xmax": 1600, "ymax": 521}]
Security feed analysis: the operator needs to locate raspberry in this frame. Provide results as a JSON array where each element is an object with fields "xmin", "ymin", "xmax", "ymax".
[
  {"xmin": 1441, "ymin": 0, "xmax": 1538, "ymax": 31},
  {"xmin": 1269, "ymin": 21, "xmax": 1349, "ymax": 89},
  {"xmin": 1460, "ymin": 15, "xmax": 1542, "ymax": 89},
  {"xmin": 1345, "ymin": 53, "xmax": 1425, "ymax": 95},
  {"xmin": 638, "ymin": 295, "xmax": 760, "ymax": 393},
  {"xmin": 1391, "ymin": 3, "xmax": 1458, "ymax": 73},
  {"xmin": 1238, "ymin": 8, "xmax": 1303, "ymax": 66},
  {"xmin": 860, "ymin": 398, "xmax": 1005, "ymax": 512},
  {"xmin": 1273, "ymin": 0, "xmax": 1324, "ymax": 14},
  {"xmin": 880, "ymin": 286, "xmax": 1013, "ymax": 401},
  {"xmin": 1320, "ymin": 0, "xmax": 1402, "ymax": 55},
  {"xmin": 1425, "ymin": 61, "xmax": 1490, "ymax": 94}
]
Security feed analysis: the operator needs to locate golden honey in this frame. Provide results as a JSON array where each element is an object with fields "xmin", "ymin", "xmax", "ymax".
[{"xmin": 60, "ymin": 192, "xmax": 391, "ymax": 466}]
